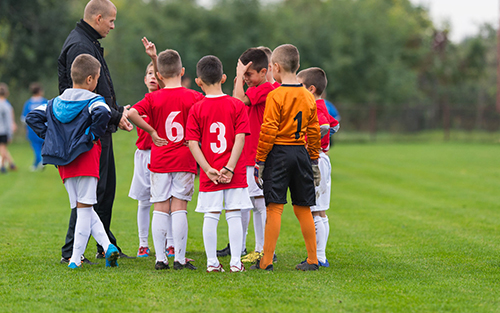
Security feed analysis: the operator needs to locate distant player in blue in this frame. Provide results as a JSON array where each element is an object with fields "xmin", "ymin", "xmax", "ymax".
[{"xmin": 21, "ymin": 83, "xmax": 47, "ymax": 171}]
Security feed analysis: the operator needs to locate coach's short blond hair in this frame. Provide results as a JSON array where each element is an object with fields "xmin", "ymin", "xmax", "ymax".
[
  {"xmin": 71, "ymin": 54, "xmax": 101, "ymax": 85},
  {"xmin": 84, "ymin": 0, "xmax": 116, "ymax": 20},
  {"xmin": 157, "ymin": 49, "xmax": 182, "ymax": 78},
  {"xmin": 297, "ymin": 67, "xmax": 328, "ymax": 96},
  {"xmin": 272, "ymin": 44, "xmax": 300, "ymax": 73}
]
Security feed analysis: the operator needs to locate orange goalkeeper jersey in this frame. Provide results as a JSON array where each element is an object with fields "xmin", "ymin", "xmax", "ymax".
[{"xmin": 256, "ymin": 84, "xmax": 320, "ymax": 162}]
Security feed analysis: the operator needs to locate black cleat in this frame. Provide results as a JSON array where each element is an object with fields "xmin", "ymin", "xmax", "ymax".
[
  {"xmin": 217, "ymin": 243, "xmax": 231, "ymax": 257},
  {"xmin": 61, "ymin": 255, "xmax": 97, "ymax": 265},
  {"xmin": 119, "ymin": 252, "xmax": 136, "ymax": 259},
  {"xmin": 174, "ymin": 261, "xmax": 197, "ymax": 270},
  {"xmin": 155, "ymin": 261, "xmax": 170, "ymax": 270},
  {"xmin": 249, "ymin": 259, "xmax": 273, "ymax": 271},
  {"xmin": 295, "ymin": 260, "xmax": 319, "ymax": 271}
]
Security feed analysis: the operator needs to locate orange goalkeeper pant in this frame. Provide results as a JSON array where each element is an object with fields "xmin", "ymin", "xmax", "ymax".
[{"xmin": 260, "ymin": 203, "xmax": 318, "ymax": 269}]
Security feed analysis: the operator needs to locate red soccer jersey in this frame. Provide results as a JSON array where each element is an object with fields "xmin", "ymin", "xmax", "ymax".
[
  {"xmin": 133, "ymin": 87, "xmax": 204, "ymax": 174},
  {"xmin": 185, "ymin": 95, "xmax": 250, "ymax": 192},
  {"xmin": 241, "ymin": 82, "xmax": 275, "ymax": 166},
  {"xmin": 316, "ymin": 99, "xmax": 339, "ymax": 152},
  {"xmin": 272, "ymin": 81, "xmax": 281, "ymax": 89},
  {"xmin": 135, "ymin": 115, "xmax": 152, "ymax": 150},
  {"xmin": 58, "ymin": 141, "xmax": 101, "ymax": 182}
]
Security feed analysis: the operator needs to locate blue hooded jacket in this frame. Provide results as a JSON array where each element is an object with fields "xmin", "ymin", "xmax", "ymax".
[{"xmin": 26, "ymin": 89, "xmax": 111, "ymax": 166}]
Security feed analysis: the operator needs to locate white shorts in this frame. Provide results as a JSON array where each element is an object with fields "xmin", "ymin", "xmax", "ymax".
[
  {"xmin": 246, "ymin": 166, "xmax": 264, "ymax": 198},
  {"xmin": 195, "ymin": 188, "xmax": 253, "ymax": 213},
  {"xmin": 150, "ymin": 171, "xmax": 195, "ymax": 203},
  {"xmin": 311, "ymin": 152, "xmax": 331, "ymax": 212},
  {"xmin": 64, "ymin": 176, "xmax": 98, "ymax": 208},
  {"xmin": 128, "ymin": 149, "xmax": 151, "ymax": 201}
]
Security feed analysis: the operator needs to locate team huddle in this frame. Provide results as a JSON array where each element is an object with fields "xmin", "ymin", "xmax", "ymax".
[{"xmin": 26, "ymin": 36, "xmax": 339, "ymax": 272}]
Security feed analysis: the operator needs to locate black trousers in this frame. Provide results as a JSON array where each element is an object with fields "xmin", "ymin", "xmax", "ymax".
[{"xmin": 61, "ymin": 131, "xmax": 121, "ymax": 258}]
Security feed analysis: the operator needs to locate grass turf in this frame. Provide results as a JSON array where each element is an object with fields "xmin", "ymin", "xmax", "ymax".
[{"xmin": 1, "ymin": 132, "xmax": 500, "ymax": 312}]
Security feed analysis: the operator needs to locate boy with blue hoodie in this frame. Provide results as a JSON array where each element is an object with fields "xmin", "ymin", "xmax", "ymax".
[{"xmin": 26, "ymin": 54, "xmax": 119, "ymax": 269}]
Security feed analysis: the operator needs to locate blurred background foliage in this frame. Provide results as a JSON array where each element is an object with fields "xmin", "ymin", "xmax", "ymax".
[{"xmin": 0, "ymin": 0, "xmax": 497, "ymax": 134}]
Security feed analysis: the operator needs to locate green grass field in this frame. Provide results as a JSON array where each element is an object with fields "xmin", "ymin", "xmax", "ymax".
[{"xmin": 1, "ymin": 131, "xmax": 500, "ymax": 312}]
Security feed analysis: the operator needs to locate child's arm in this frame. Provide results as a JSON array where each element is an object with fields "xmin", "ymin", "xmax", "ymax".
[
  {"xmin": 188, "ymin": 140, "xmax": 221, "ymax": 185},
  {"xmin": 306, "ymin": 106, "xmax": 321, "ymax": 160},
  {"xmin": 128, "ymin": 108, "xmax": 168, "ymax": 147},
  {"xmin": 142, "ymin": 37, "xmax": 165, "ymax": 89},
  {"xmin": 25, "ymin": 105, "xmax": 48, "ymax": 140},
  {"xmin": 232, "ymin": 60, "xmax": 252, "ymax": 106},
  {"xmin": 89, "ymin": 101, "xmax": 111, "ymax": 141},
  {"xmin": 220, "ymin": 133, "xmax": 245, "ymax": 183}
]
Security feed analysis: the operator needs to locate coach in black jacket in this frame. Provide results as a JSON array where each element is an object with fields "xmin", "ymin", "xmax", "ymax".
[{"xmin": 58, "ymin": 0, "xmax": 134, "ymax": 262}]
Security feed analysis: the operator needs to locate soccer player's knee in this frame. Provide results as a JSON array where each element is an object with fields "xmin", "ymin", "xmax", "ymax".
[
  {"xmin": 204, "ymin": 212, "xmax": 220, "ymax": 221},
  {"xmin": 225, "ymin": 210, "xmax": 241, "ymax": 221}
]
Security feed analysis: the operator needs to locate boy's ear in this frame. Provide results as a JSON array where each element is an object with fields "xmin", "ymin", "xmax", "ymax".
[
  {"xmin": 180, "ymin": 67, "xmax": 185, "ymax": 77},
  {"xmin": 259, "ymin": 68, "xmax": 267, "ymax": 76},
  {"xmin": 195, "ymin": 77, "xmax": 204, "ymax": 88},
  {"xmin": 86, "ymin": 75, "xmax": 93, "ymax": 85},
  {"xmin": 221, "ymin": 74, "xmax": 227, "ymax": 84},
  {"xmin": 273, "ymin": 63, "xmax": 280, "ymax": 73},
  {"xmin": 308, "ymin": 85, "xmax": 317, "ymax": 95},
  {"xmin": 157, "ymin": 72, "xmax": 165, "ymax": 81}
]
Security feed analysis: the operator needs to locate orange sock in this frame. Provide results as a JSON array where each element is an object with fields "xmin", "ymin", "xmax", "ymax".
[
  {"xmin": 293, "ymin": 205, "xmax": 318, "ymax": 265},
  {"xmin": 260, "ymin": 202, "xmax": 283, "ymax": 269}
]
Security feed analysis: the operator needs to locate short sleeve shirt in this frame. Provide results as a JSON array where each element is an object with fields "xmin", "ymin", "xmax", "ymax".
[
  {"xmin": 133, "ymin": 87, "xmax": 204, "ymax": 174},
  {"xmin": 185, "ymin": 95, "xmax": 250, "ymax": 192}
]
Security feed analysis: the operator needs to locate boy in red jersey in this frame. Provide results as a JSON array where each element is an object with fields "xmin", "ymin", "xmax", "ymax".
[
  {"xmin": 298, "ymin": 67, "xmax": 339, "ymax": 268},
  {"xmin": 258, "ymin": 46, "xmax": 280, "ymax": 89},
  {"xmin": 251, "ymin": 44, "xmax": 321, "ymax": 271},
  {"xmin": 186, "ymin": 55, "xmax": 251, "ymax": 273},
  {"xmin": 229, "ymin": 48, "xmax": 274, "ymax": 262},
  {"xmin": 128, "ymin": 49, "xmax": 204, "ymax": 271},
  {"xmin": 26, "ymin": 54, "xmax": 119, "ymax": 269},
  {"xmin": 128, "ymin": 61, "xmax": 158, "ymax": 258}
]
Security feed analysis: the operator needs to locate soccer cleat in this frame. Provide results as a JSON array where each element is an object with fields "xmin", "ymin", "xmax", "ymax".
[
  {"xmin": 206, "ymin": 264, "xmax": 225, "ymax": 272},
  {"xmin": 273, "ymin": 253, "xmax": 278, "ymax": 263},
  {"xmin": 0, "ymin": 167, "xmax": 6, "ymax": 174},
  {"xmin": 119, "ymin": 252, "xmax": 136, "ymax": 259},
  {"xmin": 230, "ymin": 263, "xmax": 246, "ymax": 273},
  {"xmin": 216, "ymin": 243, "xmax": 231, "ymax": 257},
  {"xmin": 68, "ymin": 262, "xmax": 81, "ymax": 269},
  {"xmin": 249, "ymin": 259, "xmax": 273, "ymax": 271},
  {"xmin": 9, "ymin": 164, "xmax": 17, "ymax": 171},
  {"xmin": 105, "ymin": 244, "xmax": 120, "ymax": 267},
  {"xmin": 319, "ymin": 259, "xmax": 330, "ymax": 268},
  {"xmin": 174, "ymin": 261, "xmax": 197, "ymax": 270},
  {"xmin": 82, "ymin": 255, "xmax": 97, "ymax": 265},
  {"xmin": 296, "ymin": 260, "xmax": 319, "ymax": 271},
  {"xmin": 155, "ymin": 261, "xmax": 170, "ymax": 270},
  {"xmin": 137, "ymin": 247, "xmax": 150, "ymax": 257},
  {"xmin": 241, "ymin": 251, "xmax": 263, "ymax": 263},
  {"xmin": 96, "ymin": 251, "xmax": 105, "ymax": 259},
  {"xmin": 241, "ymin": 248, "xmax": 247, "ymax": 256},
  {"xmin": 166, "ymin": 246, "xmax": 175, "ymax": 257},
  {"xmin": 60, "ymin": 257, "xmax": 70, "ymax": 264}
]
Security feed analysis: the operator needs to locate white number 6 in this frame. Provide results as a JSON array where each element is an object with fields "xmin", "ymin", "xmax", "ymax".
[{"xmin": 165, "ymin": 111, "xmax": 184, "ymax": 143}]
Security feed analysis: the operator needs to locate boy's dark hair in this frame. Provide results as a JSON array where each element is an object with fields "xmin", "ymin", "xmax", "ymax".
[
  {"xmin": 272, "ymin": 44, "xmax": 300, "ymax": 73},
  {"xmin": 71, "ymin": 54, "xmax": 101, "ymax": 85},
  {"xmin": 257, "ymin": 46, "xmax": 273, "ymax": 63},
  {"xmin": 297, "ymin": 67, "xmax": 328, "ymax": 96},
  {"xmin": 29, "ymin": 82, "xmax": 43, "ymax": 95},
  {"xmin": 157, "ymin": 49, "xmax": 182, "ymax": 78},
  {"xmin": 0, "ymin": 82, "xmax": 9, "ymax": 97},
  {"xmin": 197, "ymin": 55, "xmax": 223, "ymax": 85},
  {"xmin": 240, "ymin": 48, "xmax": 268, "ymax": 72}
]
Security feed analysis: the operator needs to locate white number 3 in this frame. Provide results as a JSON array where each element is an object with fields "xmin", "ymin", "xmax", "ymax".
[
  {"xmin": 210, "ymin": 122, "xmax": 227, "ymax": 154},
  {"xmin": 165, "ymin": 111, "xmax": 184, "ymax": 143}
]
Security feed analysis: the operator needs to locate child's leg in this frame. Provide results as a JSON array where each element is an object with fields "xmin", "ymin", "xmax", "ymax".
[
  {"xmin": 240, "ymin": 209, "xmax": 250, "ymax": 253},
  {"xmin": 165, "ymin": 208, "xmax": 174, "ymax": 250},
  {"xmin": 252, "ymin": 196, "xmax": 266, "ymax": 252},
  {"xmin": 33, "ymin": 140, "xmax": 43, "ymax": 167},
  {"xmin": 322, "ymin": 214, "xmax": 330, "ymax": 245},
  {"xmin": 89, "ymin": 207, "xmax": 111, "ymax": 249},
  {"xmin": 0, "ymin": 143, "xmax": 7, "ymax": 169},
  {"xmin": 260, "ymin": 202, "xmax": 284, "ymax": 269},
  {"xmin": 171, "ymin": 197, "xmax": 188, "ymax": 264},
  {"xmin": 203, "ymin": 212, "xmax": 220, "ymax": 267},
  {"xmin": 152, "ymin": 201, "xmax": 171, "ymax": 264},
  {"xmin": 137, "ymin": 200, "xmax": 152, "ymax": 248},
  {"xmin": 293, "ymin": 205, "xmax": 318, "ymax": 265},
  {"xmin": 313, "ymin": 211, "xmax": 327, "ymax": 263},
  {"xmin": 226, "ymin": 210, "xmax": 243, "ymax": 268},
  {"xmin": 70, "ymin": 204, "xmax": 92, "ymax": 266}
]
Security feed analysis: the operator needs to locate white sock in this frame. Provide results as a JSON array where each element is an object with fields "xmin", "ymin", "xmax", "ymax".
[
  {"xmin": 252, "ymin": 197, "xmax": 266, "ymax": 252},
  {"xmin": 323, "ymin": 215, "xmax": 330, "ymax": 253},
  {"xmin": 137, "ymin": 200, "xmax": 151, "ymax": 247},
  {"xmin": 165, "ymin": 212, "xmax": 174, "ymax": 249},
  {"xmin": 70, "ymin": 207, "xmax": 91, "ymax": 266},
  {"xmin": 152, "ymin": 211, "xmax": 169, "ymax": 263},
  {"xmin": 226, "ymin": 210, "xmax": 243, "ymax": 268},
  {"xmin": 203, "ymin": 213, "xmax": 220, "ymax": 267},
  {"xmin": 90, "ymin": 207, "xmax": 111, "ymax": 249},
  {"xmin": 241, "ymin": 209, "xmax": 250, "ymax": 252},
  {"xmin": 171, "ymin": 210, "xmax": 188, "ymax": 264},
  {"xmin": 314, "ymin": 215, "xmax": 327, "ymax": 263}
]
